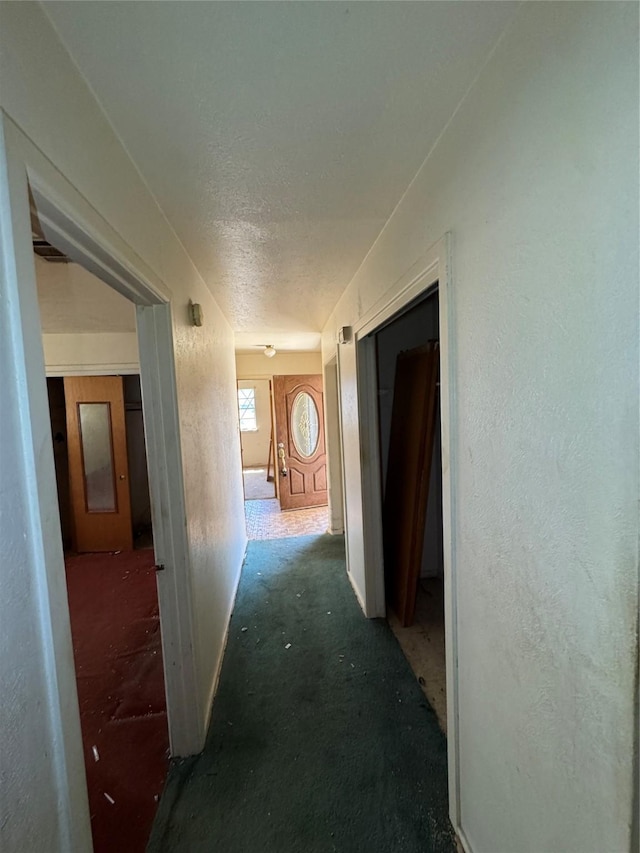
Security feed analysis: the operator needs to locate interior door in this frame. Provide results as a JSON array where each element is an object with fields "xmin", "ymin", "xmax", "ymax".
[
  {"xmin": 64, "ymin": 375, "xmax": 133, "ymax": 552},
  {"xmin": 383, "ymin": 342, "xmax": 439, "ymax": 626},
  {"xmin": 273, "ymin": 374, "xmax": 327, "ymax": 510}
]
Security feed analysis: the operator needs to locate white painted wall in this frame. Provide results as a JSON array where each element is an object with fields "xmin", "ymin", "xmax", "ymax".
[
  {"xmin": 0, "ymin": 4, "xmax": 246, "ymax": 850},
  {"xmin": 42, "ymin": 332, "xmax": 140, "ymax": 375},
  {"xmin": 0, "ymin": 119, "xmax": 92, "ymax": 852},
  {"xmin": 35, "ymin": 255, "xmax": 135, "ymax": 333},
  {"xmin": 323, "ymin": 3, "xmax": 639, "ymax": 852},
  {"xmin": 235, "ymin": 350, "xmax": 322, "ymax": 378},
  {"xmin": 36, "ymin": 256, "xmax": 141, "ymax": 374},
  {"xmin": 237, "ymin": 378, "xmax": 272, "ymax": 467},
  {"xmin": 0, "ymin": 195, "xmax": 91, "ymax": 853}
]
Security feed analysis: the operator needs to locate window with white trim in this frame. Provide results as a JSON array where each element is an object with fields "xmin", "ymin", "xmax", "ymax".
[{"xmin": 237, "ymin": 387, "xmax": 257, "ymax": 431}]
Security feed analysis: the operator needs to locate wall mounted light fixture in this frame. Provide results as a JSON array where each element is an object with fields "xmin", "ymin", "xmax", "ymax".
[
  {"xmin": 338, "ymin": 326, "xmax": 352, "ymax": 344},
  {"xmin": 189, "ymin": 300, "xmax": 204, "ymax": 327}
]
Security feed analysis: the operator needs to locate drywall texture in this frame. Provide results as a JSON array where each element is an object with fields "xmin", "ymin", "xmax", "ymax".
[
  {"xmin": 235, "ymin": 350, "xmax": 322, "ymax": 378},
  {"xmin": 238, "ymin": 378, "xmax": 272, "ymax": 467},
  {"xmin": 42, "ymin": 332, "xmax": 140, "ymax": 375},
  {"xmin": 0, "ymin": 243, "xmax": 85, "ymax": 853},
  {"xmin": 1, "ymin": 3, "xmax": 246, "ymax": 849},
  {"xmin": 0, "ymin": 115, "xmax": 92, "ymax": 850},
  {"xmin": 323, "ymin": 4, "xmax": 639, "ymax": 851},
  {"xmin": 40, "ymin": 2, "xmax": 519, "ymax": 336},
  {"xmin": 35, "ymin": 255, "xmax": 135, "ymax": 333},
  {"xmin": 35, "ymin": 257, "xmax": 141, "ymax": 374}
]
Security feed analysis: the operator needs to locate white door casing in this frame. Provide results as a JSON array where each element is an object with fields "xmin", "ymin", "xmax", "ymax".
[
  {"xmin": 0, "ymin": 110, "xmax": 204, "ymax": 848},
  {"xmin": 333, "ymin": 234, "xmax": 463, "ymax": 838}
]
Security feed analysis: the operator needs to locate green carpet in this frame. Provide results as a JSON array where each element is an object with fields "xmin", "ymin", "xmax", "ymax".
[{"xmin": 148, "ymin": 535, "xmax": 455, "ymax": 852}]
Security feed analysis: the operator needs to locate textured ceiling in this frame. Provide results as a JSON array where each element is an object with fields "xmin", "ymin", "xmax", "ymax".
[
  {"xmin": 234, "ymin": 331, "xmax": 322, "ymax": 354},
  {"xmin": 44, "ymin": 1, "xmax": 517, "ymax": 346}
]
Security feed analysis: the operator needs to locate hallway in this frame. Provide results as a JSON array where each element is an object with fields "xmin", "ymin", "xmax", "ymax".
[
  {"xmin": 3, "ymin": 4, "xmax": 637, "ymax": 851},
  {"xmin": 245, "ymin": 498, "xmax": 328, "ymax": 540},
  {"xmin": 148, "ymin": 535, "xmax": 454, "ymax": 852}
]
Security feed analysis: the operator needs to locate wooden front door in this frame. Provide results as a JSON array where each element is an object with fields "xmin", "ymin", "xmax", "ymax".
[
  {"xmin": 273, "ymin": 374, "xmax": 328, "ymax": 510},
  {"xmin": 64, "ymin": 376, "xmax": 133, "ymax": 552}
]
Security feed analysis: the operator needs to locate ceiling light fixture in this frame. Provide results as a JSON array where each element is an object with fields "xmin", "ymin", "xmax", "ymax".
[{"xmin": 263, "ymin": 345, "xmax": 276, "ymax": 358}]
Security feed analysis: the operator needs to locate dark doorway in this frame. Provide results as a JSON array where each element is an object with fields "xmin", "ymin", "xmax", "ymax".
[{"xmin": 372, "ymin": 288, "xmax": 447, "ymax": 731}]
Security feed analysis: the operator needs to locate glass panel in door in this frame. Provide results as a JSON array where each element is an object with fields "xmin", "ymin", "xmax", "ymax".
[
  {"xmin": 291, "ymin": 391, "xmax": 320, "ymax": 458},
  {"xmin": 78, "ymin": 402, "xmax": 117, "ymax": 512}
]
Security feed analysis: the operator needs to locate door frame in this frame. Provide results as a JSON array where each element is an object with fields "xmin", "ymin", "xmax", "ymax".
[
  {"xmin": 272, "ymin": 373, "xmax": 328, "ymax": 510},
  {"xmin": 235, "ymin": 374, "xmax": 279, "ymax": 500},
  {"xmin": 351, "ymin": 234, "xmax": 462, "ymax": 833},
  {"xmin": 322, "ymin": 356, "xmax": 345, "ymax": 535},
  {"xmin": 1, "ymin": 112, "xmax": 202, "ymax": 782},
  {"xmin": 63, "ymin": 375, "xmax": 134, "ymax": 552},
  {"xmin": 236, "ymin": 376, "xmax": 277, "ymax": 500}
]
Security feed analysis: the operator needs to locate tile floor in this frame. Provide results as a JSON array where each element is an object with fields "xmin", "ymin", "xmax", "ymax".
[{"xmin": 244, "ymin": 498, "xmax": 328, "ymax": 540}]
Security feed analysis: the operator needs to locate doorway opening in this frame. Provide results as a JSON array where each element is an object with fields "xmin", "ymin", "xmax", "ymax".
[
  {"xmin": 238, "ymin": 378, "xmax": 277, "ymax": 501},
  {"xmin": 368, "ymin": 288, "xmax": 446, "ymax": 731},
  {"xmin": 323, "ymin": 355, "xmax": 346, "ymax": 537},
  {"xmin": 236, "ymin": 369, "xmax": 330, "ymax": 540},
  {"xmin": 34, "ymin": 234, "xmax": 169, "ymax": 851}
]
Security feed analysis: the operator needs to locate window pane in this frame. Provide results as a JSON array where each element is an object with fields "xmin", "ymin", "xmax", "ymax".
[
  {"xmin": 78, "ymin": 402, "xmax": 117, "ymax": 512},
  {"xmin": 237, "ymin": 388, "xmax": 257, "ymax": 431}
]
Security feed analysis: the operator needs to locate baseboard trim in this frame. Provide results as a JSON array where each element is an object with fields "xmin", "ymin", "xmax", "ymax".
[
  {"xmin": 346, "ymin": 567, "xmax": 367, "ymax": 614},
  {"xmin": 201, "ymin": 538, "xmax": 248, "ymax": 739},
  {"xmin": 455, "ymin": 826, "xmax": 473, "ymax": 853}
]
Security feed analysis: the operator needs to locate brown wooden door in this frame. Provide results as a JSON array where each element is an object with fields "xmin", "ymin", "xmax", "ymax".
[
  {"xmin": 64, "ymin": 376, "xmax": 133, "ymax": 552},
  {"xmin": 273, "ymin": 374, "xmax": 328, "ymax": 510},
  {"xmin": 383, "ymin": 342, "xmax": 439, "ymax": 626}
]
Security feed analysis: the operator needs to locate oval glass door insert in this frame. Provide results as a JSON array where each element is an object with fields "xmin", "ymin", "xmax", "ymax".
[{"xmin": 291, "ymin": 391, "xmax": 320, "ymax": 458}]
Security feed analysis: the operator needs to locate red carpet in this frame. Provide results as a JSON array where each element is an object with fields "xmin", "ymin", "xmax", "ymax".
[{"xmin": 65, "ymin": 550, "xmax": 169, "ymax": 853}]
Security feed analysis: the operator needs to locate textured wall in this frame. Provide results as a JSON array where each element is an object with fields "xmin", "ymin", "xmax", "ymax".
[
  {"xmin": 235, "ymin": 350, "xmax": 322, "ymax": 378},
  {"xmin": 0, "ymin": 247, "xmax": 72, "ymax": 853},
  {"xmin": 35, "ymin": 255, "xmax": 135, "ymax": 333},
  {"xmin": 0, "ymin": 3, "xmax": 246, "ymax": 848},
  {"xmin": 323, "ymin": 3, "xmax": 639, "ymax": 851},
  {"xmin": 42, "ymin": 332, "xmax": 140, "ymax": 375}
]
